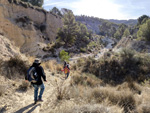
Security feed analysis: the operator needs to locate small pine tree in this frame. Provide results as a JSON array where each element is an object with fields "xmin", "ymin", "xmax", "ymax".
[
  {"xmin": 114, "ymin": 30, "xmax": 121, "ymax": 39},
  {"xmin": 50, "ymin": 7, "xmax": 62, "ymax": 17},
  {"xmin": 123, "ymin": 28, "xmax": 130, "ymax": 37},
  {"xmin": 137, "ymin": 19, "xmax": 150, "ymax": 41},
  {"xmin": 137, "ymin": 15, "xmax": 149, "ymax": 25},
  {"xmin": 57, "ymin": 11, "xmax": 79, "ymax": 47},
  {"xmin": 59, "ymin": 50, "xmax": 70, "ymax": 62}
]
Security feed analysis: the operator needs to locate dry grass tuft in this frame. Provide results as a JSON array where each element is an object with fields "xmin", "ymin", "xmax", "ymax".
[
  {"xmin": 18, "ymin": 80, "xmax": 30, "ymax": 91},
  {"xmin": 53, "ymin": 79, "xmax": 70, "ymax": 100},
  {"xmin": 128, "ymin": 82, "xmax": 142, "ymax": 94},
  {"xmin": 0, "ymin": 85, "xmax": 5, "ymax": 96},
  {"xmin": 137, "ymin": 103, "xmax": 150, "ymax": 113},
  {"xmin": 117, "ymin": 81, "xmax": 142, "ymax": 94},
  {"xmin": 61, "ymin": 104, "xmax": 123, "ymax": 113},
  {"xmin": 70, "ymin": 73, "xmax": 102, "ymax": 87},
  {"xmin": 1, "ymin": 56, "xmax": 29, "ymax": 79},
  {"xmin": 88, "ymin": 87, "xmax": 136, "ymax": 112},
  {"xmin": 41, "ymin": 60, "xmax": 62, "ymax": 74}
]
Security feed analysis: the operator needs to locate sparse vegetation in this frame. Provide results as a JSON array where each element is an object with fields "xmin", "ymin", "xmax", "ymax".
[
  {"xmin": 1, "ymin": 3, "xmax": 150, "ymax": 112},
  {"xmin": 72, "ymin": 48, "xmax": 150, "ymax": 85},
  {"xmin": 137, "ymin": 19, "xmax": 150, "ymax": 41},
  {"xmin": 21, "ymin": 0, "xmax": 43, "ymax": 7},
  {"xmin": 18, "ymin": 80, "xmax": 30, "ymax": 91},
  {"xmin": 70, "ymin": 73, "xmax": 102, "ymax": 87},
  {"xmin": 53, "ymin": 79, "xmax": 69, "ymax": 100},
  {"xmin": 0, "ymin": 85, "xmax": 5, "ymax": 96},
  {"xmin": 41, "ymin": 60, "xmax": 62, "ymax": 73},
  {"xmin": 0, "ymin": 56, "xmax": 29, "ymax": 79},
  {"xmin": 60, "ymin": 104, "xmax": 123, "ymax": 113},
  {"xmin": 59, "ymin": 50, "xmax": 70, "ymax": 62}
]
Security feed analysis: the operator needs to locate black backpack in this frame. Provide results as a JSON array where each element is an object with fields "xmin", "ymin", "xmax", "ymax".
[{"xmin": 27, "ymin": 66, "xmax": 39, "ymax": 83}]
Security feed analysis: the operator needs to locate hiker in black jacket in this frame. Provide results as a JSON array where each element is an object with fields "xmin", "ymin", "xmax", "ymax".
[{"xmin": 26, "ymin": 59, "xmax": 47, "ymax": 104}]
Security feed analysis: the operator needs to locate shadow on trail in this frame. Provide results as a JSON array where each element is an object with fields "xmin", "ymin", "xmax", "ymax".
[{"xmin": 14, "ymin": 103, "xmax": 41, "ymax": 113}]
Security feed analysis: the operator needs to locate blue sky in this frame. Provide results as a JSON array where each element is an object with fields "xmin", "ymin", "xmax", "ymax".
[{"xmin": 43, "ymin": 0, "xmax": 150, "ymax": 20}]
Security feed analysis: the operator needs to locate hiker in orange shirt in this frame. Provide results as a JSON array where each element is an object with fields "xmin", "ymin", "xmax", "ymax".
[{"xmin": 61, "ymin": 61, "xmax": 70, "ymax": 79}]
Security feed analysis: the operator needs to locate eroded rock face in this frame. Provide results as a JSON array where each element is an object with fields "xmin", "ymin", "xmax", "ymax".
[
  {"xmin": 0, "ymin": 0, "xmax": 62, "ymax": 56},
  {"xmin": 0, "ymin": 35, "xmax": 21, "ymax": 60}
]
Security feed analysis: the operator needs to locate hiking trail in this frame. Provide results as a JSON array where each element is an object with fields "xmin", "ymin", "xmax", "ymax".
[{"xmin": 0, "ymin": 70, "xmax": 71, "ymax": 113}]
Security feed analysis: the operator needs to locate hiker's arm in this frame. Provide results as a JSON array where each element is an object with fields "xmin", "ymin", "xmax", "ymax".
[
  {"xmin": 40, "ymin": 67, "xmax": 47, "ymax": 81},
  {"xmin": 25, "ymin": 75, "xmax": 29, "ymax": 82},
  {"xmin": 68, "ymin": 68, "xmax": 70, "ymax": 73},
  {"xmin": 25, "ymin": 75, "xmax": 28, "ymax": 80}
]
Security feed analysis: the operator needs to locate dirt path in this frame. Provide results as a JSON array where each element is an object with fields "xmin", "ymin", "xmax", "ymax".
[{"xmin": 0, "ymin": 71, "xmax": 69, "ymax": 113}]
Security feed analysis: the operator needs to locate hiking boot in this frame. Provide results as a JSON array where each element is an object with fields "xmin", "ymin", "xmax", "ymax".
[
  {"xmin": 38, "ymin": 98, "xmax": 43, "ymax": 102},
  {"xmin": 34, "ymin": 101, "xmax": 37, "ymax": 105}
]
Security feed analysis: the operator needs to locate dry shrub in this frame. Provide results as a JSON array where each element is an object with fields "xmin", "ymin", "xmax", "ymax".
[
  {"xmin": 137, "ymin": 104, "xmax": 150, "ymax": 113},
  {"xmin": 117, "ymin": 81, "xmax": 141, "ymax": 94},
  {"xmin": 2, "ymin": 56, "xmax": 28, "ymax": 79},
  {"xmin": 41, "ymin": 60, "xmax": 62, "ymax": 73},
  {"xmin": 53, "ymin": 79, "xmax": 70, "ymax": 100},
  {"xmin": 79, "ymin": 48, "xmax": 150, "ymax": 85},
  {"xmin": 18, "ymin": 80, "xmax": 30, "ymax": 91},
  {"xmin": 127, "ymin": 82, "xmax": 142, "ymax": 94},
  {"xmin": 66, "ymin": 86, "xmax": 81, "ymax": 99},
  {"xmin": 70, "ymin": 74, "xmax": 87, "ymax": 86},
  {"xmin": 117, "ymin": 82, "xmax": 130, "ymax": 91},
  {"xmin": 89, "ymin": 87, "xmax": 136, "ymax": 112},
  {"xmin": 70, "ymin": 73, "xmax": 102, "ymax": 87},
  {"xmin": 61, "ymin": 104, "xmax": 123, "ymax": 113}
]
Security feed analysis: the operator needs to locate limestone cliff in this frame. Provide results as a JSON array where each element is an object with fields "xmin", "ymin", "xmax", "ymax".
[{"xmin": 0, "ymin": 0, "xmax": 62, "ymax": 57}]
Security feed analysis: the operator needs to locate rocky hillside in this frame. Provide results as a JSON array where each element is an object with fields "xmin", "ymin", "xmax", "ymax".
[
  {"xmin": 0, "ymin": 0, "xmax": 62, "ymax": 56},
  {"xmin": 75, "ymin": 16, "xmax": 105, "ymax": 34},
  {"xmin": 114, "ymin": 36, "xmax": 150, "ymax": 53},
  {"xmin": 0, "ymin": 34, "xmax": 21, "ymax": 60},
  {"xmin": 75, "ymin": 15, "xmax": 137, "ymax": 34},
  {"xmin": 108, "ymin": 19, "xmax": 137, "ymax": 25}
]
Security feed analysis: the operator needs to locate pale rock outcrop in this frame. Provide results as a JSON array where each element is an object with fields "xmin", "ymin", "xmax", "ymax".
[
  {"xmin": 0, "ymin": 35, "xmax": 21, "ymax": 60},
  {"xmin": 0, "ymin": 0, "xmax": 62, "ymax": 57}
]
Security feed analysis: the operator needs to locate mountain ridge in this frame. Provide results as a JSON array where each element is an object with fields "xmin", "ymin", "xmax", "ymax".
[{"xmin": 75, "ymin": 15, "xmax": 137, "ymax": 34}]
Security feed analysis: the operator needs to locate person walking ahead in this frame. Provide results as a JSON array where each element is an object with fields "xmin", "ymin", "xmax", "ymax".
[
  {"xmin": 26, "ymin": 59, "xmax": 47, "ymax": 104},
  {"xmin": 61, "ymin": 61, "xmax": 70, "ymax": 79}
]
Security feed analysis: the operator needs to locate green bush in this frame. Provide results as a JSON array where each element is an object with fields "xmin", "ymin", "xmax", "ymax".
[
  {"xmin": 59, "ymin": 50, "xmax": 70, "ymax": 62},
  {"xmin": 77, "ymin": 48, "xmax": 150, "ymax": 85},
  {"xmin": 137, "ymin": 19, "xmax": 150, "ymax": 41},
  {"xmin": 80, "ymin": 47, "xmax": 86, "ymax": 53},
  {"xmin": 21, "ymin": 0, "xmax": 43, "ymax": 7}
]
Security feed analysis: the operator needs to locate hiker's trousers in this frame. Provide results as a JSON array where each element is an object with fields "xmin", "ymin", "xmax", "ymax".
[
  {"xmin": 33, "ymin": 83, "xmax": 45, "ymax": 101},
  {"xmin": 65, "ymin": 72, "xmax": 69, "ymax": 79}
]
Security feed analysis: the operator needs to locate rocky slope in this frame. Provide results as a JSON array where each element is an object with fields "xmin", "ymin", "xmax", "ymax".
[
  {"xmin": 75, "ymin": 15, "xmax": 137, "ymax": 34},
  {"xmin": 0, "ymin": 34, "xmax": 21, "ymax": 60},
  {"xmin": 108, "ymin": 19, "xmax": 137, "ymax": 25},
  {"xmin": 0, "ymin": 0, "xmax": 62, "ymax": 56},
  {"xmin": 114, "ymin": 36, "xmax": 150, "ymax": 53}
]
